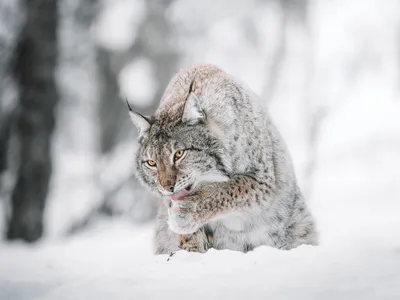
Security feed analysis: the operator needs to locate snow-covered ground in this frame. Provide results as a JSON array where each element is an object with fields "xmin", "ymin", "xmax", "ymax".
[{"xmin": 1, "ymin": 216, "xmax": 400, "ymax": 300}]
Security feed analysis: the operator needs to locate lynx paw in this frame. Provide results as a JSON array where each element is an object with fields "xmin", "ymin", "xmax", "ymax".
[
  {"xmin": 167, "ymin": 205, "xmax": 201, "ymax": 234},
  {"xmin": 167, "ymin": 190, "xmax": 213, "ymax": 234}
]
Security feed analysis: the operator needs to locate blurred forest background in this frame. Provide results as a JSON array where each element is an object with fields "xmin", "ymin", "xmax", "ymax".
[{"xmin": 0, "ymin": 0, "xmax": 399, "ymax": 242}]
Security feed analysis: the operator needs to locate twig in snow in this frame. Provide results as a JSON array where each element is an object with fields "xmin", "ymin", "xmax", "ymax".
[{"xmin": 166, "ymin": 251, "xmax": 176, "ymax": 262}]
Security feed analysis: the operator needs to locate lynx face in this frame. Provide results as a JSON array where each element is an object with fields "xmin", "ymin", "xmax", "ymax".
[
  {"xmin": 134, "ymin": 120, "xmax": 229, "ymax": 198},
  {"xmin": 127, "ymin": 79, "xmax": 230, "ymax": 199}
]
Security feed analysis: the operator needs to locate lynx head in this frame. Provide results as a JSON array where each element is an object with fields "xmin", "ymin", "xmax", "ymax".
[{"xmin": 128, "ymin": 77, "xmax": 229, "ymax": 199}]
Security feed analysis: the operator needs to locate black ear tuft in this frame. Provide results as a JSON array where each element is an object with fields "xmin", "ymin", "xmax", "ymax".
[
  {"xmin": 125, "ymin": 97, "xmax": 133, "ymax": 111},
  {"xmin": 126, "ymin": 98, "xmax": 152, "ymax": 137}
]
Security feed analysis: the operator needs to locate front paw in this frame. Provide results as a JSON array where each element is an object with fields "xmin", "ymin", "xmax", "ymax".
[{"xmin": 167, "ymin": 202, "xmax": 202, "ymax": 234}]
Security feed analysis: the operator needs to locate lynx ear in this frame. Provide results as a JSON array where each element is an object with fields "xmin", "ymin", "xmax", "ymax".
[
  {"xmin": 182, "ymin": 76, "xmax": 205, "ymax": 124},
  {"xmin": 126, "ymin": 99, "xmax": 151, "ymax": 137},
  {"xmin": 182, "ymin": 93, "xmax": 205, "ymax": 124}
]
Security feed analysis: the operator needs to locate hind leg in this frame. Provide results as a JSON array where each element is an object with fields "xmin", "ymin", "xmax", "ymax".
[
  {"xmin": 285, "ymin": 189, "xmax": 319, "ymax": 249},
  {"xmin": 179, "ymin": 227, "xmax": 213, "ymax": 253}
]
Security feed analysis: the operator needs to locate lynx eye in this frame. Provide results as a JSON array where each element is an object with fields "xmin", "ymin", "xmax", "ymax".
[
  {"xmin": 174, "ymin": 150, "xmax": 186, "ymax": 162},
  {"xmin": 146, "ymin": 160, "xmax": 157, "ymax": 167}
]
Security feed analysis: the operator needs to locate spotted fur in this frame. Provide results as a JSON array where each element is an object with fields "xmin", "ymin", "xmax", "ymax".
[{"xmin": 129, "ymin": 64, "xmax": 318, "ymax": 254}]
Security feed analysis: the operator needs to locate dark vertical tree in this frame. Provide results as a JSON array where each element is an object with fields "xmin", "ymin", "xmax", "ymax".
[
  {"xmin": 97, "ymin": 48, "xmax": 124, "ymax": 153},
  {"xmin": 0, "ymin": 109, "xmax": 14, "ymax": 175},
  {"xmin": 7, "ymin": 0, "xmax": 59, "ymax": 242}
]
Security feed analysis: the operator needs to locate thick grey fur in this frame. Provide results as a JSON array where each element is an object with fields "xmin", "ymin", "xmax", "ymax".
[{"xmin": 129, "ymin": 64, "xmax": 318, "ymax": 254}]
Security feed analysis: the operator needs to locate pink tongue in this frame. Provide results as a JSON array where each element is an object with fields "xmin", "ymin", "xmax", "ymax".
[{"xmin": 170, "ymin": 189, "xmax": 190, "ymax": 201}]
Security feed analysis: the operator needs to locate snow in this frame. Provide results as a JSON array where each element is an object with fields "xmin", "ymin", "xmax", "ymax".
[{"xmin": 1, "ymin": 213, "xmax": 400, "ymax": 300}]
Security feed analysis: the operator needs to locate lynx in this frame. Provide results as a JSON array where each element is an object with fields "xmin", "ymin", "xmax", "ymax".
[{"xmin": 128, "ymin": 64, "xmax": 318, "ymax": 254}]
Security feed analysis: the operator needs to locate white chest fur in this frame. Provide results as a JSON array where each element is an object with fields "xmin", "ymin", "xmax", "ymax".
[{"xmin": 219, "ymin": 213, "xmax": 246, "ymax": 231}]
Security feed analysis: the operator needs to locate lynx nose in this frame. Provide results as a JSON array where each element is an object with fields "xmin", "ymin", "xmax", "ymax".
[
  {"xmin": 160, "ymin": 179, "xmax": 175, "ymax": 193},
  {"xmin": 164, "ymin": 185, "xmax": 174, "ymax": 192}
]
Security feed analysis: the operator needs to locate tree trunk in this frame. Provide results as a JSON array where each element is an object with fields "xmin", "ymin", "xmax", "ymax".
[
  {"xmin": 0, "ymin": 109, "xmax": 14, "ymax": 175},
  {"xmin": 97, "ymin": 48, "xmax": 124, "ymax": 153},
  {"xmin": 7, "ymin": 0, "xmax": 59, "ymax": 242}
]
